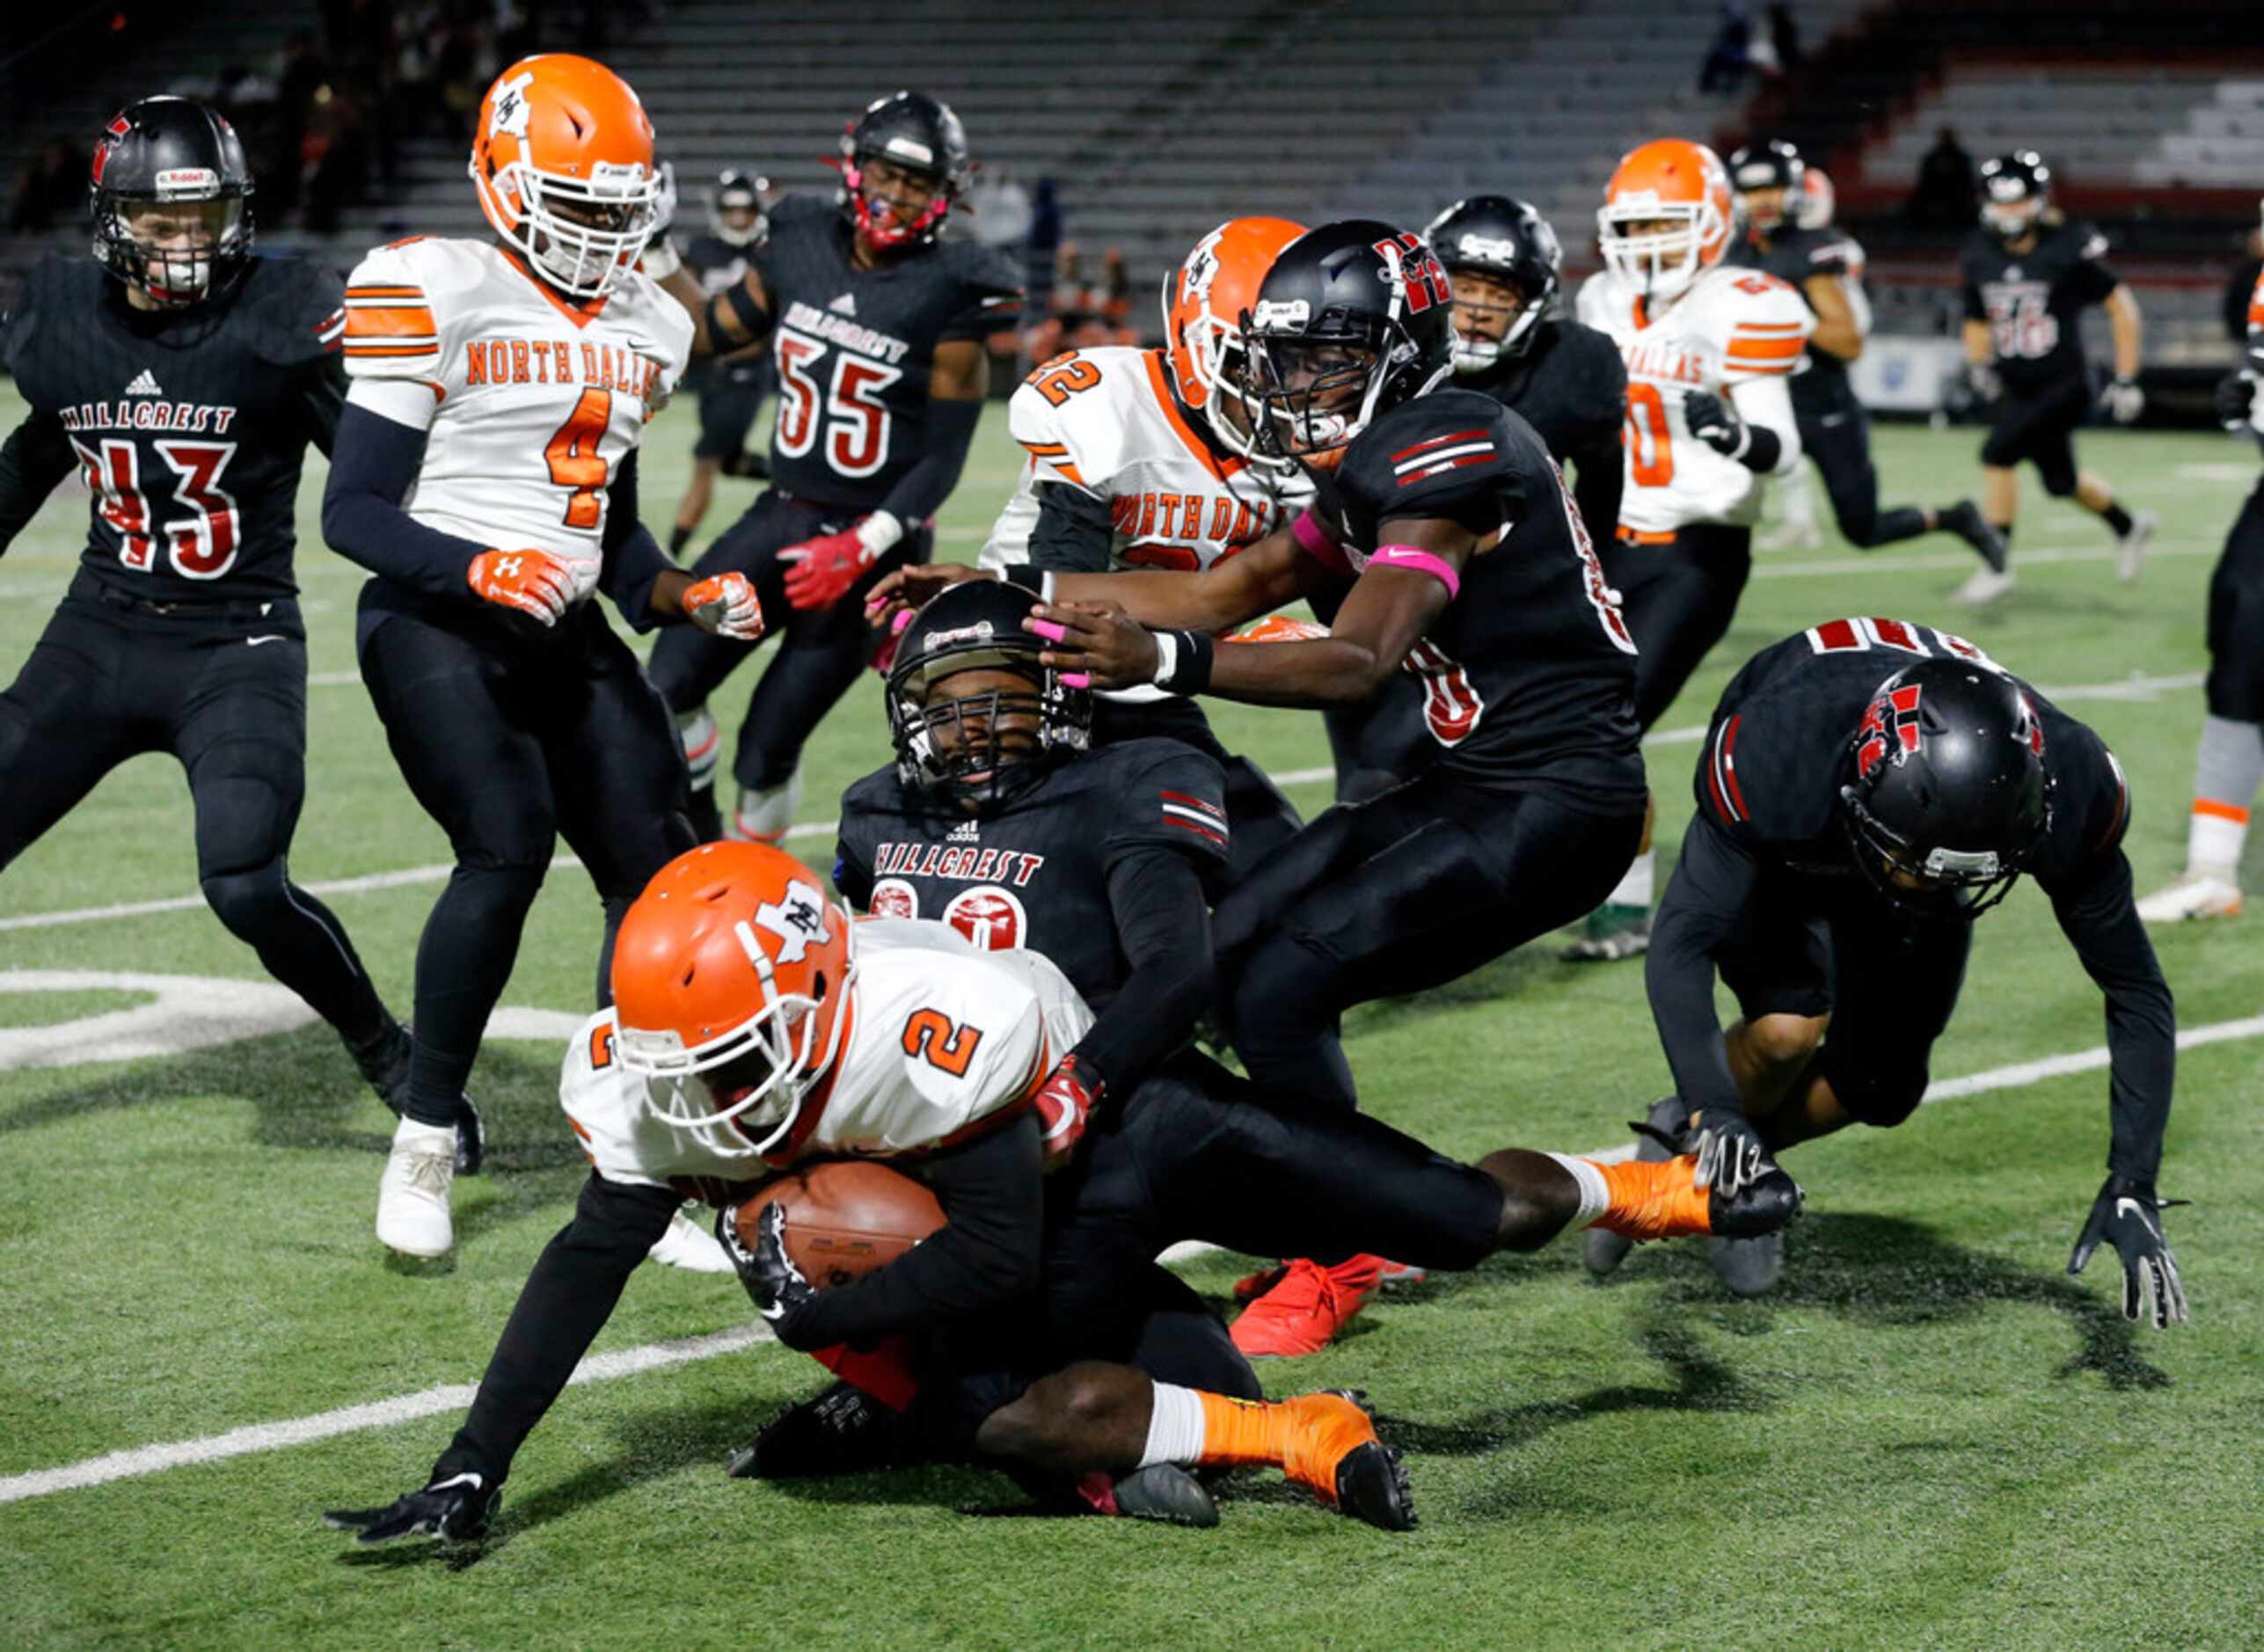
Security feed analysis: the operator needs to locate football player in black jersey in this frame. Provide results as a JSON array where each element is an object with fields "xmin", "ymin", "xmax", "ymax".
[
  {"xmin": 879, "ymin": 220, "xmax": 1649, "ymax": 1353},
  {"xmin": 1726, "ymin": 142, "xmax": 2003, "ymax": 568},
  {"xmin": 0, "ymin": 98, "xmax": 412, "ymax": 1114},
  {"xmin": 1323, "ymin": 195, "xmax": 1628, "ymax": 803},
  {"xmin": 666, "ymin": 169, "xmax": 776, "ymax": 558},
  {"xmin": 1958, "ymin": 151, "xmax": 2153, "ymax": 605},
  {"xmin": 645, "ymin": 92, "xmax": 1024, "ymax": 844},
  {"xmin": 1581, "ymin": 620, "xmax": 2187, "ymax": 1323}
]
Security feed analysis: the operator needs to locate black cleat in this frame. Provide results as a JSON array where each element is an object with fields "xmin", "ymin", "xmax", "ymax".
[
  {"xmin": 349, "ymin": 1017, "xmax": 413, "ymax": 1119},
  {"xmin": 727, "ymin": 1379, "xmax": 921, "ymax": 1480},
  {"xmin": 1109, "ymin": 1464, "xmax": 1220, "ymax": 1528},
  {"xmin": 1708, "ymin": 1164, "xmax": 1803, "ymax": 1239},
  {"xmin": 1943, "ymin": 501, "xmax": 2008, "ymax": 575},
  {"xmin": 1314, "ymin": 1390, "xmax": 1417, "ymax": 1532},
  {"xmin": 453, "ymin": 1093, "xmax": 485, "ymax": 1177}
]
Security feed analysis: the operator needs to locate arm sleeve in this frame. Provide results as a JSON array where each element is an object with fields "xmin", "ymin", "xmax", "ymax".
[
  {"xmin": 1568, "ymin": 418, "xmax": 1625, "ymax": 540},
  {"xmin": 0, "ymin": 407, "xmax": 76, "ymax": 556},
  {"xmin": 785, "ymin": 1110, "xmax": 1045, "ymax": 1349},
  {"xmin": 319, "ymin": 399, "xmax": 489, "ymax": 599},
  {"xmin": 431, "ymin": 1172, "xmax": 681, "ymax": 1486},
  {"xmin": 1724, "ymin": 370, "xmax": 1803, "ymax": 475},
  {"xmin": 1026, "ymin": 480, "xmax": 1116, "ymax": 573},
  {"xmin": 1643, "ymin": 813, "xmax": 1765, "ymax": 1118},
  {"xmin": 1070, "ymin": 844, "xmax": 1215, "ymax": 1093},
  {"xmin": 2043, "ymin": 848, "xmax": 2177, "ymax": 1186},
  {"xmin": 596, "ymin": 450, "xmax": 672, "ymax": 632},
  {"xmin": 877, "ymin": 393, "xmax": 984, "ymax": 527},
  {"xmin": 938, "ymin": 256, "xmax": 1027, "ymax": 343}
]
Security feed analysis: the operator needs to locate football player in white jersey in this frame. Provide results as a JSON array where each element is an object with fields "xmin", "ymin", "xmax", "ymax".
[
  {"xmin": 321, "ymin": 55, "xmax": 763, "ymax": 1260},
  {"xmin": 323, "ymin": 840, "xmax": 1801, "ymax": 1541},
  {"xmin": 1569, "ymin": 137, "xmax": 1814, "ymax": 961},
  {"xmin": 975, "ymin": 216, "xmax": 1316, "ymax": 885}
]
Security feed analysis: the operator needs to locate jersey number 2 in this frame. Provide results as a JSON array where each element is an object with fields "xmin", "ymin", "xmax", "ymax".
[{"xmin": 902, "ymin": 1009, "xmax": 983, "ymax": 1077}]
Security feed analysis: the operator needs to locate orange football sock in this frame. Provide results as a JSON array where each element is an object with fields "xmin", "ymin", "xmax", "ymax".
[
  {"xmin": 1193, "ymin": 1391, "xmax": 1292, "ymax": 1469},
  {"xmin": 1589, "ymin": 1155, "xmax": 1714, "ymax": 1242}
]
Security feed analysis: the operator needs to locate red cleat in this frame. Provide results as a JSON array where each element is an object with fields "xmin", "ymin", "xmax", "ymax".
[{"xmin": 1231, "ymin": 1254, "xmax": 1384, "ymax": 1357}]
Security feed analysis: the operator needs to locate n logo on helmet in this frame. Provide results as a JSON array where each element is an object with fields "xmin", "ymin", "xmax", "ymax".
[
  {"xmin": 1855, "ymin": 684, "xmax": 1924, "ymax": 778},
  {"xmin": 488, "ymin": 71, "xmax": 535, "ymax": 138},
  {"xmin": 1371, "ymin": 232, "xmax": 1452, "ymax": 314},
  {"xmin": 754, "ymin": 879, "xmax": 829, "ymax": 963}
]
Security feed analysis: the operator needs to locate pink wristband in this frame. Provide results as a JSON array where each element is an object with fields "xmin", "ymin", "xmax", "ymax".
[
  {"xmin": 1369, "ymin": 544, "xmax": 1461, "ymax": 600},
  {"xmin": 1291, "ymin": 508, "xmax": 1352, "ymax": 574}
]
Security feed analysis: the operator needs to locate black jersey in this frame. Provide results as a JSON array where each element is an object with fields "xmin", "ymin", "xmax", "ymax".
[
  {"xmin": 1305, "ymin": 390, "xmax": 1645, "ymax": 807},
  {"xmin": 685, "ymin": 233, "xmax": 757, "ymax": 296},
  {"xmin": 1731, "ymin": 224, "xmax": 1865, "ymax": 398},
  {"xmin": 0, "ymin": 253, "xmax": 344, "ymax": 602},
  {"xmin": 755, "ymin": 196, "xmax": 1022, "ymax": 513},
  {"xmin": 834, "ymin": 737, "xmax": 1229, "ymax": 1010},
  {"xmin": 1457, "ymin": 317, "xmax": 1625, "ymax": 534},
  {"xmin": 1960, "ymin": 218, "xmax": 2120, "ymax": 397}
]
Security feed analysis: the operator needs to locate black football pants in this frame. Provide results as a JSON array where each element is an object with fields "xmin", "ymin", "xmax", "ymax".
[
  {"xmin": 1603, "ymin": 523, "xmax": 1754, "ymax": 730},
  {"xmin": 1792, "ymin": 374, "xmax": 1933, "ymax": 549},
  {"xmin": 2206, "ymin": 477, "xmax": 2264, "ymax": 722},
  {"xmin": 358, "ymin": 590, "xmax": 693, "ymax": 1126},
  {"xmin": 0, "ymin": 576, "xmax": 387, "ymax": 1042}
]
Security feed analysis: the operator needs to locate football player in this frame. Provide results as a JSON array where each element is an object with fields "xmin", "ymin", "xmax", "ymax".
[
  {"xmin": 320, "ymin": 55, "xmax": 763, "ymax": 1259},
  {"xmin": 973, "ymin": 216, "xmax": 1312, "ymax": 882},
  {"xmin": 0, "ymin": 98, "xmax": 412, "ymax": 1112},
  {"xmin": 882, "ymin": 219, "xmax": 1653, "ymax": 1351},
  {"xmin": 642, "ymin": 92, "xmax": 1024, "ymax": 844},
  {"xmin": 323, "ymin": 837, "xmax": 1800, "ymax": 1543},
  {"xmin": 1568, "ymin": 138, "xmax": 1813, "ymax": 963},
  {"xmin": 2136, "ymin": 274, "xmax": 2264, "ymax": 922},
  {"xmin": 666, "ymin": 169, "xmax": 776, "ymax": 558},
  {"xmin": 1726, "ymin": 141, "xmax": 2003, "ymax": 567},
  {"xmin": 1957, "ymin": 150, "xmax": 2153, "ymax": 605},
  {"xmin": 1583, "ymin": 619, "xmax": 2186, "ymax": 1322}
]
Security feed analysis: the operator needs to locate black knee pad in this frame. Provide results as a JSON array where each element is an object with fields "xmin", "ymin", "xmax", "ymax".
[
  {"xmin": 2038, "ymin": 460, "xmax": 2078, "ymax": 498},
  {"xmin": 449, "ymin": 859, "xmax": 551, "ymax": 923},
  {"xmin": 199, "ymin": 859, "xmax": 294, "ymax": 939},
  {"xmin": 1819, "ymin": 1037, "xmax": 1927, "ymax": 1128}
]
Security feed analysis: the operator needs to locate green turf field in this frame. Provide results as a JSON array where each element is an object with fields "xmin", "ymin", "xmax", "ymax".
[{"xmin": 1, "ymin": 379, "xmax": 2258, "ymax": 1649}]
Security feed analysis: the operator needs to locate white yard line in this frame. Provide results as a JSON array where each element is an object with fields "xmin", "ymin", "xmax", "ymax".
[{"xmin": 4, "ymin": 1006, "xmax": 2256, "ymax": 1507}]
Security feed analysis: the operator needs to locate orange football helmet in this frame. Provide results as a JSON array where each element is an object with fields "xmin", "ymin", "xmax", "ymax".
[
  {"xmin": 610, "ymin": 843, "xmax": 857, "ymax": 1153},
  {"xmin": 1162, "ymin": 216, "xmax": 1306, "ymax": 467},
  {"xmin": 1598, "ymin": 139, "xmax": 1733, "ymax": 302},
  {"xmin": 470, "ymin": 54, "xmax": 663, "ymax": 299}
]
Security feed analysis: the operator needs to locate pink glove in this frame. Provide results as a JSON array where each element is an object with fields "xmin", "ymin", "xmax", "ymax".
[
  {"xmin": 683, "ymin": 570, "xmax": 764, "ymax": 640},
  {"xmin": 870, "ymin": 606, "xmax": 916, "ymax": 676}
]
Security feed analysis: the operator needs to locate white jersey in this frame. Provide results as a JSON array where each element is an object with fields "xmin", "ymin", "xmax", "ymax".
[
  {"xmin": 340, "ymin": 237, "xmax": 692, "ymax": 601},
  {"xmin": 1576, "ymin": 264, "xmax": 1811, "ymax": 533},
  {"xmin": 558, "ymin": 918, "xmax": 1093, "ymax": 1202},
  {"xmin": 978, "ymin": 346, "xmax": 1311, "ymax": 575}
]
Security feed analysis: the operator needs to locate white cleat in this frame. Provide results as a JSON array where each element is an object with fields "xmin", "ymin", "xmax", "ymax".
[
  {"xmin": 2135, "ymin": 870, "xmax": 2242, "ymax": 923},
  {"xmin": 647, "ymin": 1207, "xmax": 735, "ymax": 1273},
  {"xmin": 1951, "ymin": 567, "xmax": 2016, "ymax": 606},
  {"xmin": 2114, "ymin": 508, "xmax": 2156, "ymax": 583},
  {"xmin": 376, "ymin": 1118, "xmax": 457, "ymax": 1257},
  {"xmin": 1756, "ymin": 520, "xmax": 1823, "ymax": 552}
]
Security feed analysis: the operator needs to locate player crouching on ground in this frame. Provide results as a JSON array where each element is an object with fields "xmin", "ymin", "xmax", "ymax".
[
  {"xmin": 1585, "ymin": 619, "xmax": 2187, "ymax": 1325},
  {"xmin": 324, "ymin": 836, "xmax": 1802, "ymax": 1543}
]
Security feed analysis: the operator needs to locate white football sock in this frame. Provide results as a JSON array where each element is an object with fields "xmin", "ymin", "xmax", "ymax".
[
  {"xmin": 1137, "ymin": 1381, "xmax": 1209, "ymax": 1469},
  {"xmin": 677, "ymin": 708, "xmax": 719, "ymax": 790},
  {"xmin": 730, "ymin": 770, "xmax": 805, "ymax": 844},
  {"xmin": 1543, "ymin": 1151, "xmax": 1611, "ymax": 1230},
  {"xmin": 1603, "ymin": 846, "xmax": 1654, "ymax": 909}
]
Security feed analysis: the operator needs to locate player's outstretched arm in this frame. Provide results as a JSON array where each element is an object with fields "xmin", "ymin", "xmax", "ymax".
[
  {"xmin": 0, "ymin": 409, "xmax": 77, "ymax": 556},
  {"xmin": 2043, "ymin": 848, "xmax": 2178, "ymax": 1191},
  {"xmin": 322, "ymin": 1173, "xmax": 681, "ymax": 1542},
  {"xmin": 1643, "ymin": 813, "xmax": 1768, "ymax": 1136}
]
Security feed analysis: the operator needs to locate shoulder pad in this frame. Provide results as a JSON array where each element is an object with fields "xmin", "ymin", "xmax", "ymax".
[
  {"xmin": 1005, "ymin": 347, "xmax": 1149, "ymax": 494},
  {"xmin": 1710, "ymin": 269, "xmax": 1812, "ymax": 382},
  {"xmin": 1573, "ymin": 271, "xmax": 1617, "ymax": 327},
  {"xmin": 340, "ymin": 238, "xmax": 458, "ymax": 381},
  {"xmin": 1341, "ymin": 391, "xmax": 1528, "ymax": 523},
  {"xmin": 1102, "ymin": 738, "xmax": 1232, "ymax": 858},
  {"xmin": 244, "ymin": 255, "xmax": 349, "ymax": 369},
  {"xmin": 613, "ymin": 268, "xmax": 696, "ymax": 376},
  {"xmin": 2074, "ymin": 223, "xmax": 2112, "ymax": 261},
  {"xmin": 2037, "ymin": 706, "xmax": 2132, "ymax": 866}
]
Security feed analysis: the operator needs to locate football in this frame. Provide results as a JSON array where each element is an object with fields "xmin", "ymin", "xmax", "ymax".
[{"xmin": 732, "ymin": 1160, "xmax": 946, "ymax": 1290}]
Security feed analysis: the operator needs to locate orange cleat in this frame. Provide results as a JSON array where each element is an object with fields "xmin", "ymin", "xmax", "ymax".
[
  {"xmin": 1280, "ymin": 1389, "xmax": 1416, "ymax": 1531},
  {"xmin": 1232, "ymin": 1261, "xmax": 1289, "ymax": 1302},
  {"xmin": 1231, "ymin": 1254, "xmax": 1384, "ymax": 1357}
]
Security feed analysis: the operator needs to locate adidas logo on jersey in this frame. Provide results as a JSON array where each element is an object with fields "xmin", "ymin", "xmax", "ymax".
[
  {"xmin": 948, "ymin": 819, "xmax": 979, "ymax": 843},
  {"xmin": 124, "ymin": 369, "xmax": 164, "ymax": 397},
  {"xmin": 829, "ymin": 292, "xmax": 858, "ymax": 317}
]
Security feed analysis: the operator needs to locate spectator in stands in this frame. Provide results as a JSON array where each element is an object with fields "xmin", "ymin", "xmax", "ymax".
[
  {"xmin": 1698, "ymin": 2, "xmax": 1752, "ymax": 95},
  {"xmin": 1767, "ymin": 4, "xmax": 1801, "ymax": 76},
  {"xmin": 970, "ymin": 167, "xmax": 1033, "ymax": 249},
  {"xmin": 1026, "ymin": 176, "xmax": 1064, "ymax": 322},
  {"xmin": 6, "ymin": 139, "xmax": 75, "ymax": 235},
  {"xmin": 303, "ymin": 89, "xmax": 371, "ymax": 234},
  {"xmin": 1910, "ymin": 127, "xmax": 1976, "ymax": 230}
]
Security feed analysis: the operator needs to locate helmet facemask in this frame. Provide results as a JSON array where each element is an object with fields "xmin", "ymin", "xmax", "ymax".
[
  {"xmin": 843, "ymin": 150, "xmax": 953, "ymax": 251},
  {"xmin": 1598, "ymin": 200, "xmax": 1720, "ymax": 302},
  {"xmin": 478, "ymin": 157, "xmax": 660, "ymax": 298},
  {"xmin": 99, "ymin": 195, "xmax": 250, "ymax": 308},
  {"xmin": 889, "ymin": 655, "xmax": 1090, "ymax": 815},
  {"xmin": 1443, "ymin": 265, "xmax": 1545, "ymax": 375}
]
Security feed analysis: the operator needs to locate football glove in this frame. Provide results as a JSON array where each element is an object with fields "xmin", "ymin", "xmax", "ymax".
[
  {"xmin": 1682, "ymin": 391, "xmax": 1748, "ymax": 459},
  {"xmin": 782, "ymin": 511, "xmax": 903, "ymax": 610},
  {"xmin": 683, "ymin": 570, "xmax": 763, "ymax": 640},
  {"xmin": 2097, "ymin": 375, "xmax": 2145, "ymax": 425},
  {"xmin": 1965, "ymin": 360, "xmax": 2004, "ymax": 406},
  {"xmin": 2213, "ymin": 370, "xmax": 2256, "ymax": 433},
  {"xmin": 467, "ymin": 548, "xmax": 576, "ymax": 626},
  {"xmin": 1032, "ymin": 1054, "xmax": 1103, "ymax": 1172},
  {"xmin": 324, "ymin": 1471, "xmax": 499, "ymax": 1545},
  {"xmin": 2068, "ymin": 1174, "xmax": 2190, "ymax": 1330},
  {"xmin": 1632, "ymin": 1100, "xmax": 1774, "ymax": 1198},
  {"xmin": 718, "ymin": 1200, "xmax": 822, "ymax": 1348}
]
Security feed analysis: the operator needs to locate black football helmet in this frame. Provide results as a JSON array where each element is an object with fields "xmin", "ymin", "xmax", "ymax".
[
  {"xmin": 838, "ymin": 91, "xmax": 971, "ymax": 250},
  {"xmin": 886, "ymin": 581, "xmax": 1090, "ymax": 815},
  {"xmin": 1422, "ymin": 195, "xmax": 1561, "ymax": 373},
  {"xmin": 1727, "ymin": 139, "xmax": 1805, "ymax": 234},
  {"xmin": 1233, "ymin": 218, "xmax": 1455, "ymax": 469},
  {"xmin": 1977, "ymin": 150, "xmax": 2050, "ymax": 243},
  {"xmin": 89, "ymin": 96, "xmax": 255, "ymax": 308},
  {"xmin": 1838, "ymin": 659, "xmax": 2053, "ymax": 920},
  {"xmin": 710, "ymin": 169, "xmax": 770, "ymax": 248}
]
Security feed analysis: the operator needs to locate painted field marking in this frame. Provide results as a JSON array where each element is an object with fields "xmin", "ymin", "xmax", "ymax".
[{"xmin": 4, "ymin": 1007, "xmax": 2255, "ymax": 1507}]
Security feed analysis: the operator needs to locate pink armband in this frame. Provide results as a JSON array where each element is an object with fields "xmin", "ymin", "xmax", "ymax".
[
  {"xmin": 1291, "ymin": 508, "xmax": 1353, "ymax": 575},
  {"xmin": 1369, "ymin": 544, "xmax": 1461, "ymax": 600}
]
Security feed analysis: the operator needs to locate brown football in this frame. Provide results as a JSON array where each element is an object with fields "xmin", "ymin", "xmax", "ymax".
[{"xmin": 733, "ymin": 1160, "xmax": 946, "ymax": 1290}]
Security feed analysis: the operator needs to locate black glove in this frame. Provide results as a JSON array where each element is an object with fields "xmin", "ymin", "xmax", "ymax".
[
  {"xmin": 2068, "ymin": 1175, "xmax": 2190, "ymax": 1330},
  {"xmin": 1630, "ymin": 1100, "xmax": 1775, "ymax": 1197},
  {"xmin": 2214, "ymin": 370, "xmax": 2255, "ymax": 433},
  {"xmin": 324, "ymin": 1470, "xmax": 499, "ymax": 1544},
  {"xmin": 1683, "ymin": 391, "xmax": 1745, "ymax": 457},
  {"xmin": 717, "ymin": 1200, "xmax": 822, "ymax": 1348}
]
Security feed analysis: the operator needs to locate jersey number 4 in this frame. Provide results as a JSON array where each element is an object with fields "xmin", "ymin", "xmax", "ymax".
[
  {"xmin": 544, "ymin": 388, "xmax": 614, "ymax": 530},
  {"xmin": 774, "ymin": 326, "xmax": 902, "ymax": 479},
  {"xmin": 69, "ymin": 436, "xmax": 241, "ymax": 579}
]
